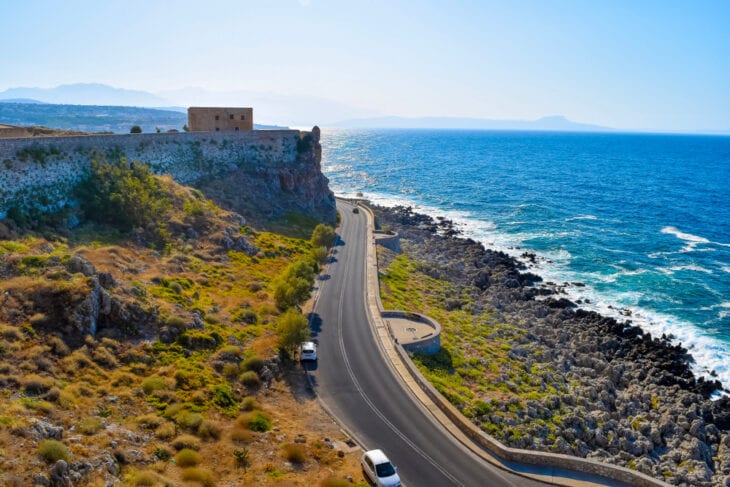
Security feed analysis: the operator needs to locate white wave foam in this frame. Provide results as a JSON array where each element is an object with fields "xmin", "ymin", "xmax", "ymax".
[
  {"xmin": 665, "ymin": 264, "xmax": 714, "ymax": 274},
  {"xmin": 722, "ymin": 266, "xmax": 730, "ymax": 274},
  {"xmin": 567, "ymin": 214, "xmax": 599, "ymax": 221},
  {"xmin": 661, "ymin": 226, "xmax": 730, "ymax": 253}
]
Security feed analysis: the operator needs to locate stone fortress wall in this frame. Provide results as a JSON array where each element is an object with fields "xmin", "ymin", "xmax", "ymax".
[{"xmin": 0, "ymin": 129, "xmax": 302, "ymax": 219}]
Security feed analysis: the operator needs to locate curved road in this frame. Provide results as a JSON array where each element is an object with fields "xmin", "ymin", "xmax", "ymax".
[{"xmin": 308, "ymin": 200, "xmax": 548, "ymax": 487}]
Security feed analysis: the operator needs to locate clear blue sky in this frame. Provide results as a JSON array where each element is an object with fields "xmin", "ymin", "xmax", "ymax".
[{"xmin": 1, "ymin": 0, "xmax": 728, "ymax": 131}]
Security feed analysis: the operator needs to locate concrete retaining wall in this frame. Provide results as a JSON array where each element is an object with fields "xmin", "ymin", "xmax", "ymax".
[{"xmin": 382, "ymin": 310, "xmax": 441, "ymax": 354}]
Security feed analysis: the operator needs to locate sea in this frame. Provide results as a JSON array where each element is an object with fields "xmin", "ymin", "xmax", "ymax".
[{"xmin": 320, "ymin": 129, "xmax": 730, "ymax": 393}]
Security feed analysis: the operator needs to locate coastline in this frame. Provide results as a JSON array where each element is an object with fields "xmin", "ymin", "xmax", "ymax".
[
  {"xmin": 333, "ymin": 187, "xmax": 730, "ymax": 391},
  {"xmin": 370, "ymin": 202, "xmax": 730, "ymax": 486}
]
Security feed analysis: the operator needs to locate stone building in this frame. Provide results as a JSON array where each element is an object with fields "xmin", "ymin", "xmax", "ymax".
[{"xmin": 187, "ymin": 107, "xmax": 253, "ymax": 132}]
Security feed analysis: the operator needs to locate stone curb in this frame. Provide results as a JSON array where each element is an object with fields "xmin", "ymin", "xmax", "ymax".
[{"xmin": 356, "ymin": 200, "xmax": 671, "ymax": 487}]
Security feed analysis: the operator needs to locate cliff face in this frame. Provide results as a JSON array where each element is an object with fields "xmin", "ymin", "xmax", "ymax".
[
  {"xmin": 0, "ymin": 126, "xmax": 336, "ymax": 226},
  {"xmin": 194, "ymin": 126, "xmax": 336, "ymax": 225}
]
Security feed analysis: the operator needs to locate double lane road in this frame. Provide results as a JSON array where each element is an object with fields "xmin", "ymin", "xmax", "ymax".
[{"xmin": 308, "ymin": 200, "xmax": 548, "ymax": 487}]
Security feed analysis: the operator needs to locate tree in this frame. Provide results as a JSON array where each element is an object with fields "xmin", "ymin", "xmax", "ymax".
[
  {"xmin": 311, "ymin": 224, "xmax": 336, "ymax": 248},
  {"xmin": 276, "ymin": 309, "xmax": 310, "ymax": 357},
  {"xmin": 183, "ymin": 124, "xmax": 190, "ymax": 132},
  {"xmin": 155, "ymin": 126, "xmax": 161, "ymax": 133},
  {"xmin": 130, "ymin": 125, "xmax": 142, "ymax": 134}
]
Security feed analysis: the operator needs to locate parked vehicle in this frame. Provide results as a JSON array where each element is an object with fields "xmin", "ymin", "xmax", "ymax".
[
  {"xmin": 361, "ymin": 449, "xmax": 401, "ymax": 487},
  {"xmin": 300, "ymin": 341, "xmax": 317, "ymax": 361}
]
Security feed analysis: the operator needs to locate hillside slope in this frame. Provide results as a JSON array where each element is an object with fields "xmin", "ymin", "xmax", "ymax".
[{"xmin": 0, "ymin": 163, "xmax": 362, "ymax": 486}]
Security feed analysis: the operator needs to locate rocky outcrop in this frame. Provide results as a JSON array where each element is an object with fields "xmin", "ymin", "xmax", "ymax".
[{"xmin": 193, "ymin": 126, "xmax": 336, "ymax": 226}]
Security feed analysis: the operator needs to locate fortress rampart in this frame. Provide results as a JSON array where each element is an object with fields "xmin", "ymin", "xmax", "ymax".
[{"xmin": 0, "ymin": 129, "xmax": 332, "ymax": 221}]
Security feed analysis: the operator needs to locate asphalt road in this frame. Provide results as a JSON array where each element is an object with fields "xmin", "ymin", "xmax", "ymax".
[{"xmin": 308, "ymin": 200, "xmax": 549, "ymax": 487}]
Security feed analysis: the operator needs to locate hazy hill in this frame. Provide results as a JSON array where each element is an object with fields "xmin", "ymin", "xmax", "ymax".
[
  {"xmin": 0, "ymin": 83, "xmax": 170, "ymax": 107},
  {"xmin": 330, "ymin": 115, "xmax": 613, "ymax": 132}
]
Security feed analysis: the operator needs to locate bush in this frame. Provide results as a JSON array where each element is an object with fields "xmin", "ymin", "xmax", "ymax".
[
  {"xmin": 311, "ymin": 224, "xmax": 336, "ymax": 248},
  {"xmin": 130, "ymin": 125, "xmax": 142, "ymax": 134},
  {"xmin": 240, "ymin": 356, "xmax": 265, "ymax": 373},
  {"xmin": 240, "ymin": 396, "xmax": 261, "ymax": 412},
  {"xmin": 212, "ymin": 384, "xmax": 236, "ymax": 409},
  {"xmin": 311, "ymin": 246, "xmax": 329, "ymax": 264},
  {"xmin": 181, "ymin": 468, "xmax": 215, "ymax": 487},
  {"xmin": 276, "ymin": 309, "xmax": 310, "ymax": 356},
  {"xmin": 171, "ymin": 434, "xmax": 201, "ymax": 451},
  {"xmin": 230, "ymin": 426, "xmax": 254, "ymax": 443},
  {"xmin": 282, "ymin": 443, "xmax": 306, "ymax": 464},
  {"xmin": 239, "ymin": 371, "xmax": 260, "ymax": 388},
  {"xmin": 127, "ymin": 469, "xmax": 160, "ymax": 486},
  {"xmin": 175, "ymin": 410, "xmax": 203, "ymax": 430},
  {"xmin": 196, "ymin": 420, "xmax": 222, "ymax": 440},
  {"xmin": 141, "ymin": 376, "xmax": 168, "ymax": 395},
  {"xmin": 222, "ymin": 363, "xmax": 239, "ymax": 379},
  {"xmin": 79, "ymin": 417, "xmax": 104, "ymax": 435},
  {"xmin": 38, "ymin": 439, "xmax": 69, "ymax": 463},
  {"xmin": 176, "ymin": 448, "xmax": 201, "ymax": 467},
  {"xmin": 155, "ymin": 422, "xmax": 176, "ymax": 440},
  {"xmin": 238, "ymin": 411, "xmax": 271, "ymax": 432},
  {"xmin": 77, "ymin": 156, "xmax": 171, "ymax": 250},
  {"xmin": 137, "ymin": 413, "xmax": 164, "ymax": 430}
]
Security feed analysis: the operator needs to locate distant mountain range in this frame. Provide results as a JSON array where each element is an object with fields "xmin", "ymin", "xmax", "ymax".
[
  {"xmin": 328, "ymin": 115, "xmax": 612, "ymax": 131},
  {"xmin": 10, "ymin": 82, "xmax": 702, "ymax": 133},
  {"xmin": 0, "ymin": 102, "xmax": 285, "ymax": 134},
  {"xmin": 0, "ymin": 83, "xmax": 170, "ymax": 107}
]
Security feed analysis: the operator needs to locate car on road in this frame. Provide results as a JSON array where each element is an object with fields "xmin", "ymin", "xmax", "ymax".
[
  {"xmin": 352, "ymin": 207, "xmax": 360, "ymax": 213},
  {"xmin": 300, "ymin": 341, "xmax": 317, "ymax": 361},
  {"xmin": 361, "ymin": 449, "xmax": 401, "ymax": 487}
]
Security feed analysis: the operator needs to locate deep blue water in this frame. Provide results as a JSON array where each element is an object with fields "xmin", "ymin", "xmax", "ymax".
[{"xmin": 321, "ymin": 129, "xmax": 730, "ymax": 389}]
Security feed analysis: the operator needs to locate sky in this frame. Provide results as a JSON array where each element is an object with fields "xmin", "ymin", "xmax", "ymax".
[{"xmin": 1, "ymin": 0, "xmax": 729, "ymax": 131}]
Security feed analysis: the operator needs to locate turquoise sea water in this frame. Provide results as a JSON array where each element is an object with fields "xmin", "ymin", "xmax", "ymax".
[{"xmin": 321, "ymin": 129, "xmax": 730, "ymax": 389}]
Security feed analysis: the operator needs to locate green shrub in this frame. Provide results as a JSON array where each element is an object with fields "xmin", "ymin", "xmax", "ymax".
[
  {"xmin": 76, "ymin": 156, "xmax": 171, "ymax": 250},
  {"xmin": 282, "ymin": 443, "xmax": 306, "ymax": 464},
  {"xmin": 239, "ymin": 411, "xmax": 271, "ymax": 432},
  {"xmin": 232, "ymin": 309, "xmax": 257, "ymax": 325},
  {"xmin": 141, "ymin": 376, "xmax": 167, "ymax": 395},
  {"xmin": 222, "ymin": 363, "xmax": 239, "ymax": 378},
  {"xmin": 276, "ymin": 309, "xmax": 310, "ymax": 356},
  {"xmin": 38, "ymin": 439, "xmax": 69, "ymax": 463},
  {"xmin": 174, "ymin": 410, "xmax": 203, "ymax": 430},
  {"xmin": 239, "ymin": 371, "xmax": 260, "ymax": 388},
  {"xmin": 127, "ymin": 469, "xmax": 159, "ymax": 486},
  {"xmin": 212, "ymin": 384, "xmax": 236, "ymax": 409},
  {"xmin": 311, "ymin": 224, "xmax": 336, "ymax": 248},
  {"xmin": 130, "ymin": 125, "xmax": 142, "ymax": 134},
  {"xmin": 176, "ymin": 448, "xmax": 201, "ymax": 467}
]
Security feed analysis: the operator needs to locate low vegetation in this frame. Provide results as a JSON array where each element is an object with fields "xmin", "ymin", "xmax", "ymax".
[
  {"xmin": 379, "ymin": 250, "xmax": 569, "ymax": 445},
  {"xmin": 0, "ymin": 161, "xmax": 362, "ymax": 485}
]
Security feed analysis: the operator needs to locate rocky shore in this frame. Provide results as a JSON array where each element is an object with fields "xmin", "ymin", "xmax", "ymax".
[{"xmin": 372, "ymin": 204, "xmax": 730, "ymax": 487}]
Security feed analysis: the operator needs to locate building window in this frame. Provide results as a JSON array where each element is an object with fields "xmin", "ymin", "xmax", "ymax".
[
  {"xmin": 215, "ymin": 115, "xmax": 220, "ymax": 121},
  {"xmin": 215, "ymin": 127, "xmax": 220, "ymax": 131},
  {"xmin": 235, "ymin": 127, "xmax": 239, "ymax": 131},
  {"xmin": 229, "ymin": 114, "xmax": 234, "ymax": 120},
  {"xmin": 240, "ymin": 115, "xmax": 245, "ymax": 120}
]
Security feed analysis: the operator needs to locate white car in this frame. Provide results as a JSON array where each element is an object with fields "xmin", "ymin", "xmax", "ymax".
[
  {"xmin": 361, "ymin": 449, "xmax": 401, "ymax": 487},
  {"xmin": 300, "ymin": 341, "xmax": 317, "ymax": 361}
]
